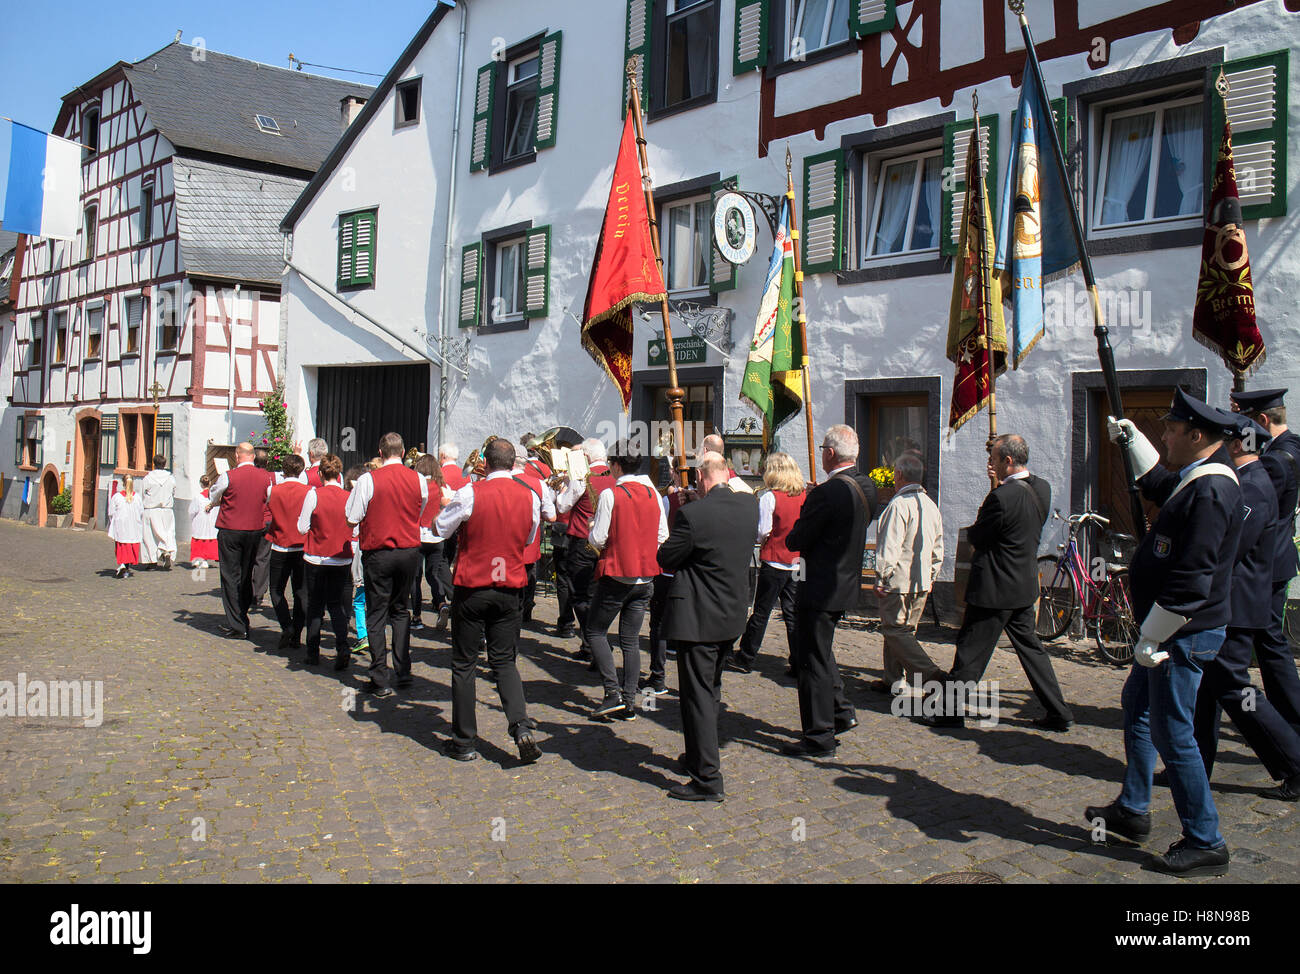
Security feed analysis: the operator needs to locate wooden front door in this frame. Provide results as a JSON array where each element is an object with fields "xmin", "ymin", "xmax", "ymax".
[
  {"xmin": 77, "ymin": 416, "xmax": 100, "ymax": 523},
  {"xmin": 1093, "ymin": 388, "xmax": 1174, "ymax": 537}
]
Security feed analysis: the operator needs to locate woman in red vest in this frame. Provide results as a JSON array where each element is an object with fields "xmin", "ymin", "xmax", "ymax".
[
  {"xmin": 298, "ymin": 454, "xmax": 355, "ymax": 669},
  {"xmin": 727, "ymin": 452, "xmax": 806, "ymax": 676}
]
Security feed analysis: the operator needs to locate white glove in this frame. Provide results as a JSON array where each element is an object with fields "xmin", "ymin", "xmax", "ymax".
[
  {"xmin": 1134, "ymin": 604, "xmax": 1189, "ymax": 667},
  {"xmin": 1107, "ymin": 416, "xmax": 1161, "ymax": 478}
]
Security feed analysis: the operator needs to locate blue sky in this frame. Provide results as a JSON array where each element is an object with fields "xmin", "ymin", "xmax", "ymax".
[{"xmin": 1, "ymin": 0, "xmax": 450, "ymax": 132}]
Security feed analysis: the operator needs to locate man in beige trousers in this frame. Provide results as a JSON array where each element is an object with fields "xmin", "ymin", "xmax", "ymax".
[{"xmin": 872, "ymin": 453, "xmax": 944, "ymax": 693}]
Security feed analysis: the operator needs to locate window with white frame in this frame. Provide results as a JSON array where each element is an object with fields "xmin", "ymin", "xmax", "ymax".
[
  {"xmin": 124, "ymin": 295, "xmax": 144, "ymax": 355},
  {"xmin": 503, "ymin": 54, "xmax": 540, "ymax": 163},
  {"xmin": 862, "ymin": 146, "xmax": 943, "ymax": 261},
  {"xmin": 490, "ymin": 237, "xmax": 529, "ymax": 324},
  {"xmin": 788, "ymin": 0, "xmax": 850, "ymax": 59},
  {"xmin": 663, "ymin": 195, "xmax": 712, "ymax": 294},
  {"xmin": 1092, "ymin": 89, "xmax": 1203, "ymax": 232},
  {"xmin": 86, "ymin": 306, "xmax": 104, "ymax": 359}
]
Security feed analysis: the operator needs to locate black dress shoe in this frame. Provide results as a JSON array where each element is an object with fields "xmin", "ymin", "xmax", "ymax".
[
  {"xmin": 444, "ymin": 744, "xmax": 479, "ymax": 762},
  {"xmin": 220, "ymin": 626, "xmax": 248, "ymax": 640},
  {"xmin": 515, "ymin": 732, "xmax": 542, "ymax": 764},
  {"xmin": 668, "ymin": 783, "xmax": 724, "ymax": 802},
  {"xmin": 834, "ymin": 716, "xmax": 859, "ymax": 735},
  {"xmin": 1084, "ymin": 801, "xmax": 1152, "ymax": 842},
  {"xmin": 918, "ymin": 714, "xmax": 965, "ymax": 729},
  {"xmin": 1150, "ymin": 839, "xmax": 1229, "ymax": 877},
  {"xmin": 396, "ymin": 675, "xmax": 414, "ymax": 689},
  {"xmin": 1261, "ymin": 773, "xmax": 1300, "ymax": 801},
  {"xmin": 1032, "ymin": 714, "xmax": 1073, "ymax": 733},
  {"xmin": 723, "ymin": 656, "xmax": 752, "ymax": 674},
  {"xmin": 302, "ymin": 654, "xmax": 320, "ymax": 666},
  {"xmin": 333, "ymin": 657, "xmax": 350, "ymax": 672},
  {"xmin": 781, "ymin": 740, "xmax": 838, "ymax": 758},
  {"xmin": 364, "ymin": 682, "xmax": 395, "ymax": 699},
  {"xmin": 277, "ymin": 632, "xmax": 293, "ymax": 650},
  {"xmin": 555, "ymin": 627, "xmax": 575, "ymax": 639}
]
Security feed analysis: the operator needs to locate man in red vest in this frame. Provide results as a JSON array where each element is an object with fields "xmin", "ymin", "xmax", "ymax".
[
  {"xmin": 585, "ymin": 441, "xmax": 669, "ymax": 720},
  {"xmin": 265, "ymin": 454, "xmax": 311, "ymax": 650},
  {"xmin": 345, "ymin": 433, "xmax": 427, "ymax": 698},
  {"xmin": 436, "ymin": 437, "xmax": 542, "ymax": 764},
  {"xmin": 297, "ymin": 454, "xmax": 354, "ymax": 669},
  {"xmin": 305, "ymin": 438, "xmax": 328, "ymax": 487},
  {"xmin": 556, "ymin": 438, "xmax": 616, "ymax": 657},
  {"xmin": 435, "ymin": 442, "xmax": 467, "ymax": 630},
  {"xmin": 207, "ymin": 441, "xmax": 276, "ymax": 639}
]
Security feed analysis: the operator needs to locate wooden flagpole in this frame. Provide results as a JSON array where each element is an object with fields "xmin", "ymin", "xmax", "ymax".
[
  {"xmin": 785, "ymin": 147, "xmax": 819, "ymax": 483},
  {"xmin": 971, "ymin": 94, "xmax": 999, "ymax": 489},
  {"xmin": 626, "ymin": 60, "xmax": 689, "ymax": 488}
]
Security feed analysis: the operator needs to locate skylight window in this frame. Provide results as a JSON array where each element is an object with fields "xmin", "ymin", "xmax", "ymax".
[{"xmin": 255, "ymin": 114, "xmax": 281, "ymax": 135}]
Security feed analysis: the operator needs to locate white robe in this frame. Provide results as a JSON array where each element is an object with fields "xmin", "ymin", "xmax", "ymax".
[
  {"xmin": 188, "ymin": 489, "xmax": 219, "ymax": 541},
  {"xmin": 108, "ymin": 492, "xmax": 144, "ymax": 544},
  {"xmin": 140, "ymin": 469, "xmax": 177, "ymax": 562}
]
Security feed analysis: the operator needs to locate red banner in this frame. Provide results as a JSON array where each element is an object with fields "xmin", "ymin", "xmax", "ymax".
[{"xmin": 581, "ymin": 113, "xmax": 666, "ymax": 410}]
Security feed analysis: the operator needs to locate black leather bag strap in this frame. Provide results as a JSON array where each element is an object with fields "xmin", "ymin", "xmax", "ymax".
[
  {"xmin": 1013, "ymin": 477, "xmax": 1047, "ymax": 526},
  {"xmin": 833, "ymin": 472, "xmax": 872, "ymax": 518}
]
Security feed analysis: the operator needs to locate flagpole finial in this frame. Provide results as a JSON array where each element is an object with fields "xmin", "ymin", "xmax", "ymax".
[
  {"xmin": 1215, "ymin": 67, "xmax": 1230, "ymax": 99},
  {"xmin": 1007, "ymin": 0, "xmax": 1025, "ymax": 14},
  {"xmin": 785, "ymin": 145, "xmax": 792, "ymax": 174},
  {"xmin": 625, "ymin": 56, "xmax": 641, "ymax": 82},
  {"xmin": 972, "ymin": 89, "xmax": 979, "ymax": 113}
]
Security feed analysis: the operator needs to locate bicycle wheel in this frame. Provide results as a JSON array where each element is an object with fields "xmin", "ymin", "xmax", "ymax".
[
  {"xmin": 1095, "ymin": 569, "xmax": 1137, "ymax": 666},
  {"xmin": 1037, "ymin": 555, "xmax": 1076, "ymax": 641}
]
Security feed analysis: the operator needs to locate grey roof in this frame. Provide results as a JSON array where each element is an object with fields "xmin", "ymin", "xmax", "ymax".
[
  {"xmin": 172, "ymin": 155, "xmax": 305, "ymax": 284},
  {"xmin": 0, "ymin": 229, "xmax": 18, "ymax": 256},
  {"xmin": 122, "ymin": 43, "xmax": 374, "ymax": 173}
]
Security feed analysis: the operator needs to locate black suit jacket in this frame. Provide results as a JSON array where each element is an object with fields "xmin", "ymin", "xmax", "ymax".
[
  {"xmin": 1230, "ymin": 459, "xmax": 1278, "ymax": 629},
  {"xmin": 786, "ymin": 468, "xmax": 878, "ymax": 611},
  {"xmin": 1262, "ymin": 429, "xmax": 1300, "ymax": 582},
  {"xmin": 965, "ymin": 473, "xmax": 1051, "ymax": 610},
  {"xmin": 657, "ymin": 485, "xmax": 760, "ymax": 643}
]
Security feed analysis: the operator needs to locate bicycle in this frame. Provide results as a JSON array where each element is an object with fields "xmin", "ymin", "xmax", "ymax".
[{"xmin": 1036, "ymin": 510, "xmax": 1139, "ymax": 666}]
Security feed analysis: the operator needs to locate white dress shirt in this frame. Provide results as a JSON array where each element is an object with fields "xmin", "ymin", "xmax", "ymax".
[
  {"xmin": 435, "ymin": 469, "xmax": 540, "ymax": 546},
  {"xmin": 297, "ymin": 483, "xmax": 353, "ymax": 566},
  {"xmin": 556, "ymin": 463, "xmax": 610, "ymax": 515},
  {"xmin": 589, "ymin": 474, "xmax": 669, "ymax": 584},
  {"xmin": 345, "ymin": 456, "xmax": 429, "ymax": 525}
]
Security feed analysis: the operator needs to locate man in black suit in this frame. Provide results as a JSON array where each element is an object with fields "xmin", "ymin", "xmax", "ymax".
[
  {"xmin": 657, "ymin": 453, "xmax": 760, "ymax": 801},
  {"xmin": 925, "ymin": 433, "xmax": 1073, "ymax": 731},
  {"xmin": 784, "ymin": 424, "xmax": 878, "ymax": 757}
]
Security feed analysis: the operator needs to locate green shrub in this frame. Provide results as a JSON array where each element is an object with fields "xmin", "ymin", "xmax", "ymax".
[{"xmin": 49, "ymin": 487, "xmax": 73, "ymax": 515}]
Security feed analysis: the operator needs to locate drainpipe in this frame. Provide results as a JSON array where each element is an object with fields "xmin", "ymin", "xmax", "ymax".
[{"xmin": 437, "ymin": 0, "xmax": 470, "ymax": 450}]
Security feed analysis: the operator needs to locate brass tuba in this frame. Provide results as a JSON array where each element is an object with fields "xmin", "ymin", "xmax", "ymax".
[{"xmin": 464, "ymin": 434, "xmax": 500, "ymax": 479}]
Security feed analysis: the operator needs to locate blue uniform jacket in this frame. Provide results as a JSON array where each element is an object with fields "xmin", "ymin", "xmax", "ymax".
[
  {"xmin": 1230, "ymin": 459, "xmax": 1278, "ymax": 629},
  {"xmin": 1261, "ymin": 429, "xmax": 1300, "ymax": 582}
]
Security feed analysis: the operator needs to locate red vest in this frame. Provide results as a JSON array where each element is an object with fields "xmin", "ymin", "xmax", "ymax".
[
  {"xmin": 215, "ymin": 463, "xmax": 275, "ymax": 531},
  {"xmin": 567, "ymin": 464, "xmax": 615, "ymax": 540},
  {"xmin": 760, "ymin": 490, "xmax": 806, "ymax": 565},
  {"xmin": 453, "ymin": 478, "xmax": 534, "ymax": 588},
  {"xmin": 524, "ymin": 458, "xmax": 552, "ymax": 481},
  {"xmin": 306, "ymin": 465, "xmax": 323, "ymax": 488},
  {"xmin": 596, "ymin": 481, "xmax": 662, "ymax": 579},
  {"xmin": 304, "ymin": 485, "xmax": 354, "ymax": 560},
  {"xmin": 266, "ymin": 480, "xmax": 310, "ymax": 548},
  {"xmin": 442, "ymin": 463, "xmax": 468, "ymax": 491},
  {"xmin": 419, "ymin": 478, "xmax": 439, "ymax": 531},
  {"xmin": 358, "ymin": 463, "xmax": 422, "ymax": 551},
  {"xmin": 513, "ymin": 472, "xmax": 545, "ymax": 564}
]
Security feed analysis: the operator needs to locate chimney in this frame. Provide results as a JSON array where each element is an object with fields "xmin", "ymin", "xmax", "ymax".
[{"xmin": 340, "ymin": 95, "xmax": 367, "ymax": 132}]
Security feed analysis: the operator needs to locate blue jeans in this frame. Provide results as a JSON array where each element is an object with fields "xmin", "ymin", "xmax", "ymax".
[
  {"xmin": 353, "ymin": 585, "xmax": 368, "ymax": 643},
  {"xmin": 1119, "ymin": 626, "xmax": 1226, "ymax": 849}
]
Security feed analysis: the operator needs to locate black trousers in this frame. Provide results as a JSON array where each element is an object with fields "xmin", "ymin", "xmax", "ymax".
[
  {"xmin": 521, "ymin": 561, "xmax": 539, "ymax": 621},
  {"xmin": 946, "ymin": 603, "xmax": 1073, "ymax": 722},
  {"xmin": 566, "ymin": 542, "xmax": 599, "ymax": 642},
  {"xmin": 647, "ymin": 574, "xmax": 672, "ymax": 687},
  {"xmin": 269, "ymin": 548, "xmax": 307, "ymax": 637},
  {"xmin": 737, "ymin": 564, "xmax": 799, "ymax": 670},
  {"xmin": 552, "ymin": 528, "xmax": 574, "ymax": 631},
  {"xmin": 450, "ymin": 585, "xmax": 532, "ymax": 749},
  {"xmin": 410, "ymin": 541, "xmax": 447, "ymax": 619},
  {"xmin": 674, "ymin": 640, "xmax": 726, "ymax": 795},
  {"xmin": 795, "ymin": 608, "xmax": 856, "ymax": 750},
  {"xmin": 1194, "ymin": 625, "xmax": 1300, "ymax": 781},
  {"xmin": 252, "ymin": 530, "xmax": 272, "ymax": 602},
  {"xmin": 217, "ymin": 528, "xmax": 263, "ymax": 635},
  {"xmin": 305, "ymin": 562, "xmax": 351, "ymax": 658},
  {"xmin": 362, "ymin": 547, "xmax": 422, "ymax": 688},
  {"xmin": 585, "ymin": 578, "xmax": 652, "ymax": 704},
  {"xmin": 1257, "ymin": 580, "xmax": 1300, "ymax": 735}
]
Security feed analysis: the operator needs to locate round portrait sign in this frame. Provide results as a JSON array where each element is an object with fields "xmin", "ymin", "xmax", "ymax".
[{"xmin": 713, "ymin": 192, "xmax": 757, "ymax": 265}]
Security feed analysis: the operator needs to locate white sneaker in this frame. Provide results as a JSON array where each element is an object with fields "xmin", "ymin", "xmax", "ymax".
[{"xmin": 435, "ymin": 605, "xmax": 451, "ymax": 631}]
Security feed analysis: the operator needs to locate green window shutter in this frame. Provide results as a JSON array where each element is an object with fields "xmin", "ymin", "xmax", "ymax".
[
  {"xmin": 941, "ymin": 114, "xmax": 998, "ymax": 257},
  {"xmin": 470, "ymin": 63, "xmax": 495, "ymax": 172},
  {"xmin": 624, "ymin": 0, "xmax": 654, "ymax": 117},
  {"xmin": 850, "ymin": 0, "xmax": 896, "ymax": 37},
  {"xmin": 458, "ymin": 243, "xmax": 482, "ymax": 329},
  {"xmin": 802, "ymin": 150, "xmax": 844, "ymax": 274},
  {"xmin": 524, "ymin": 226, "xmax": 551, "ymax": 319},
  {"xmin": 709, "ymin": 177, "xmax": 739, "ymax": 293},
  {"xmin": 733, "ymin": 0, "xmax": 769, "ymax": 75},
  {"xmin": 352, "ymin": 210, "xmax": 377, "ymax": 286},
  {"xmin": 535, "ymin": 32, "xmax": 562, "ymax": 150},
  {"xmin": 1211, "ymin": 50, "xmax": 1288, "ymax": 219},
  {"xmin": 337, "ymin": 214, "xmax": 356, "ymax": 287}
]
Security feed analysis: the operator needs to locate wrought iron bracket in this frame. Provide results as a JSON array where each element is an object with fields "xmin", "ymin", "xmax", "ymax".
[
  {"xmin": 657, "ymin": 299, "xmax": 735, "ymax": 356},
  {"xmin": 728, "ymin": 188, "xmax": 785, "ymax": 239},
  {"xmin": 427, "ymin": 332, "xmax": 471, "ymax": 374}
]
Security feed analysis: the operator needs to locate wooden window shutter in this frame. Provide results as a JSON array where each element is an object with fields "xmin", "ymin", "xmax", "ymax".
[
  {"xmin": 624, "ymin": 0, "xmax": 654, "ymax": 117},
  {"xmin": 850, "ymin": 0, "xmax": 896, "ymax": 38},
  {"xmin": 337, "ymin": 214, "xmax": 356, "ymax": 287},
  {"xmin": 733, "ymin": 0, "xmax": 768, "ymax": 75},
  {"xmin": 535, "ymin": 32, "xmax": 563, "ymax": 150},
  {"xmin": 470, "ymin": 63, "xmax": 495, "ymax": 172},
  {"xmin": 802, "ymin": 150, "xmax": 844, "ymax": 274},
  {"xmin": 941, "ymin": 115, "xmax": 998, "ymax": 257},
  {"xmin": 352, "ymin": 210, "xmax": 377, "ymax": 286},
  {"xmin": 459, "ymin": 243, "xmax": 482, "ymax": 328},
  {"xmin": 524, "ymin": 226, "xmax": 552, "ymax": 319},
  {"xmin": 709, "ymin": 177, "xmax": 739, "ymax": 293},
  {"xmin": 1211, "ymin": 50, "xmax": 1288, "ymax": 219}
]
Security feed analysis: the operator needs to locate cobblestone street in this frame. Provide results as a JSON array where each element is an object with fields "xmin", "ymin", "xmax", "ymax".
[{"xmin": 1, "ymin": 519, "xmax": 1296, "ymax": 884}]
